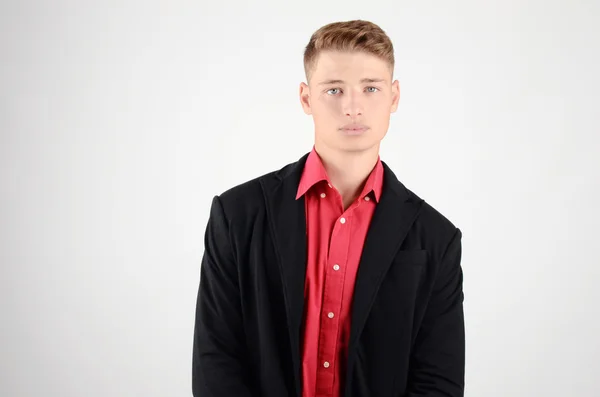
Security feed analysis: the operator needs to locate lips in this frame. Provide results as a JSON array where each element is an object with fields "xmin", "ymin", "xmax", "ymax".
[{"xmin": 340, "ymin": 124, "xmax": 369, "ymax": 132}]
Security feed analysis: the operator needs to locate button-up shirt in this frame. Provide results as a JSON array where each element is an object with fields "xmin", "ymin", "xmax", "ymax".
[{"xmin": 296, "ymin": 147, "xmax": 384, "ymax": 397}]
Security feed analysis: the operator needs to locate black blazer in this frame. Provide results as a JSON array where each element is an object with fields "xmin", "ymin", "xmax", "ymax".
[{"xmin": 192, "ymin": 153, "xmax": 465, "ymax": 397}]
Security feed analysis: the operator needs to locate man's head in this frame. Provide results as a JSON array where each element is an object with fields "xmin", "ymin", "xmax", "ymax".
[{"xmin": 300, "ymin": 20, "xmax": 400, "ymax": 154}]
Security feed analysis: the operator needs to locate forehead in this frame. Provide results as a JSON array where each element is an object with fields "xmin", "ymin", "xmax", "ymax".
[{"xmin": 311, "ymin": 50, "xmax": 390, "ymax": 80}]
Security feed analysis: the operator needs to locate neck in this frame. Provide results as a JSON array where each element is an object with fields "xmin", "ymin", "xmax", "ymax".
[{"xmin": 314, "ymin": 141, "xmax": 380, "ymax": 209}]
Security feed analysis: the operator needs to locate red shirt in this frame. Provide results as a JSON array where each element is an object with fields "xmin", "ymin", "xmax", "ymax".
[{"xmin": 296, "ymin": 148, "xmax": 384, "ymax": 397}]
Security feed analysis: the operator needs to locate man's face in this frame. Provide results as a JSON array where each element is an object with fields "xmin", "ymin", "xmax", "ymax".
[{"xmin": 300, "ymin": 50, "xmax": 400, "ymax": 153}]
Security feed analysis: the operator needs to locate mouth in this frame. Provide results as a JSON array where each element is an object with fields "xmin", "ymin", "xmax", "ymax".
[{"xmin": 340, "ymin": 124, "xmax": 369, "ymax": 135}]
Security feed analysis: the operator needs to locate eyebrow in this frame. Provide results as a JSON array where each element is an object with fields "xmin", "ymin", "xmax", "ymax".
[{"xmin": 318, "ymin": 78, "xmax": 387, "ymax": 85}]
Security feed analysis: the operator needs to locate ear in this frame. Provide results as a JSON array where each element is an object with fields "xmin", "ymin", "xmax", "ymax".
[
  {"xmin": 299, "ymin": 82, "xmax": 312, "ymax": 115},
  {"xmin": 390, "ymin": 79, "xmax": 400, "ymax": 113}
]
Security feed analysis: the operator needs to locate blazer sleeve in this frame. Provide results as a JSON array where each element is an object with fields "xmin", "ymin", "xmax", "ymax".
[
  {"xmin": 192, "ymin": 195, "xmax": 254, "ymax": 397},
  {"xmin": 405, "ymin": 228, "xmax": 466, "ymax": 397}
]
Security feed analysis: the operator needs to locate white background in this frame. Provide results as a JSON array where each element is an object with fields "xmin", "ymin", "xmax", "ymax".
[{"xmin": 1, "ymin": 0, "xmax": 599, "ymax": 396}]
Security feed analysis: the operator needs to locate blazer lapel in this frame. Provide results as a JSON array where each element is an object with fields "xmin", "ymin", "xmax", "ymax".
[
  {"xmin": 260, "ymin": 153, "xmax": 309, "ymax": 397},
  {"xmin": 346, "ymin": 162, "xmax": 424, "ymax": 382}
]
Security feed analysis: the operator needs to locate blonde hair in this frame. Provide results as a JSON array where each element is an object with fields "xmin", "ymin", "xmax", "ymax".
[{"xmin": 303, "ymin": 20, "xmax": 395, "ymax": 82}]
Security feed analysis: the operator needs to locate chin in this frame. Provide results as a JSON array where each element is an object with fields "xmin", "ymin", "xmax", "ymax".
[{"xmin": 335, "ymin": 139, "xmax": 379, "ymax": 153}]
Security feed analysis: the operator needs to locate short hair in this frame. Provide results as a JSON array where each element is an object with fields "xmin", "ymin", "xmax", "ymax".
[{"xmin": 303, "ymin": 20, "xmax": 395, "ymax": 82}]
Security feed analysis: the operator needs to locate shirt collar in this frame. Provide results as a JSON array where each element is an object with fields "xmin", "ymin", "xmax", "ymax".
[{"xmin": 296, "ymin": 146, "xmax": 384, "ymax": 202}]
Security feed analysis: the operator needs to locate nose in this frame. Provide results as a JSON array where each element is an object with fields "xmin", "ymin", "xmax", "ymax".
[{"xmin": 342, "ymin": 90, "xmax": 363, "ymax": 118}]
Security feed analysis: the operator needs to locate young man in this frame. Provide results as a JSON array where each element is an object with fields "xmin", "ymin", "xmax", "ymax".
[{"xmin": 192, "ymin": 20, "xmax": 465, "ymax": 397}]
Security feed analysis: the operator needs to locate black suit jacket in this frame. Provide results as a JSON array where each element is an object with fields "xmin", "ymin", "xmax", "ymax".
[{"xmin": 192, "ymin": 153, "xmax": 465, "ymax": 397}]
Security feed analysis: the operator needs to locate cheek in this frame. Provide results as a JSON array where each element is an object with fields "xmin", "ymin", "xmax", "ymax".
[
  {"xmin": 370, "ymin": 98, "xmax": 392, "ymax": 118},
  {"xmin": 312, "ymin": 100, "xmax": 338, "ymax": 120},
  {"xmin": 314, "ymin": 98, "xmax": 338, "ymax": 112}
]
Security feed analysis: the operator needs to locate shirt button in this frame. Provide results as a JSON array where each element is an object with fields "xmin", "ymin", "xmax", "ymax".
[
  {"xmin": 340, "ymin": 217, "xmax": 346, "ymax": 224},
  {"xmin": 333, "ymin": 264, "xmax": 340, "ymax": 271},
  {"xmin": 364, "ymin": 196, "xmax": 370, "ymax": 201},
  {"xmin": 328, "ymin": 312, "xmax": 334, "ymax": 318},
  {"xmin": 323, "ymin": 361, "xmax": 330, "ymax": 368},
  {"xmin": 320, "ymin": 193, "xmax": 326, "ymax": 198}
]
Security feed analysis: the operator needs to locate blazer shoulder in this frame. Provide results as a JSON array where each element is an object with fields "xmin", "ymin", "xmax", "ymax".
[
  {"xmin": 215, "ymin": 158, "xmax": 299, "ymax": 217},
  {"xmin": 383, "ymin": 162, "xmax": 459, "ymax": 239},
  {"xmin": 402, "ymin": 184, "xmax": 462, "ymax": 251},
  {"xmin": 418, "ymin": 196, "xmax": 459, "ymax": 236}
]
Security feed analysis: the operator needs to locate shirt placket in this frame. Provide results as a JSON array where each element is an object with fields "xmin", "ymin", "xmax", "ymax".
[{"xmin": 315, "ymin": 211, "xmax": 352, "ymax": 396}]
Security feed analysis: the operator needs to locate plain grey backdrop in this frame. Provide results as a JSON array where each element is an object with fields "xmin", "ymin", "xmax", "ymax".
[{"xmin": 1, "ymin": 0, "xmax": 599, "ymax": 396}]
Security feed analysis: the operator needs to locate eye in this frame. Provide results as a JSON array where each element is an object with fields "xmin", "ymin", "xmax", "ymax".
[
  {"xmin": 366, "ymin": 86, "xmax": 379, "ymax": 93},
  {"xmin": 326, "ymin": 88, "xmax": 341, "ymax": 95}
]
